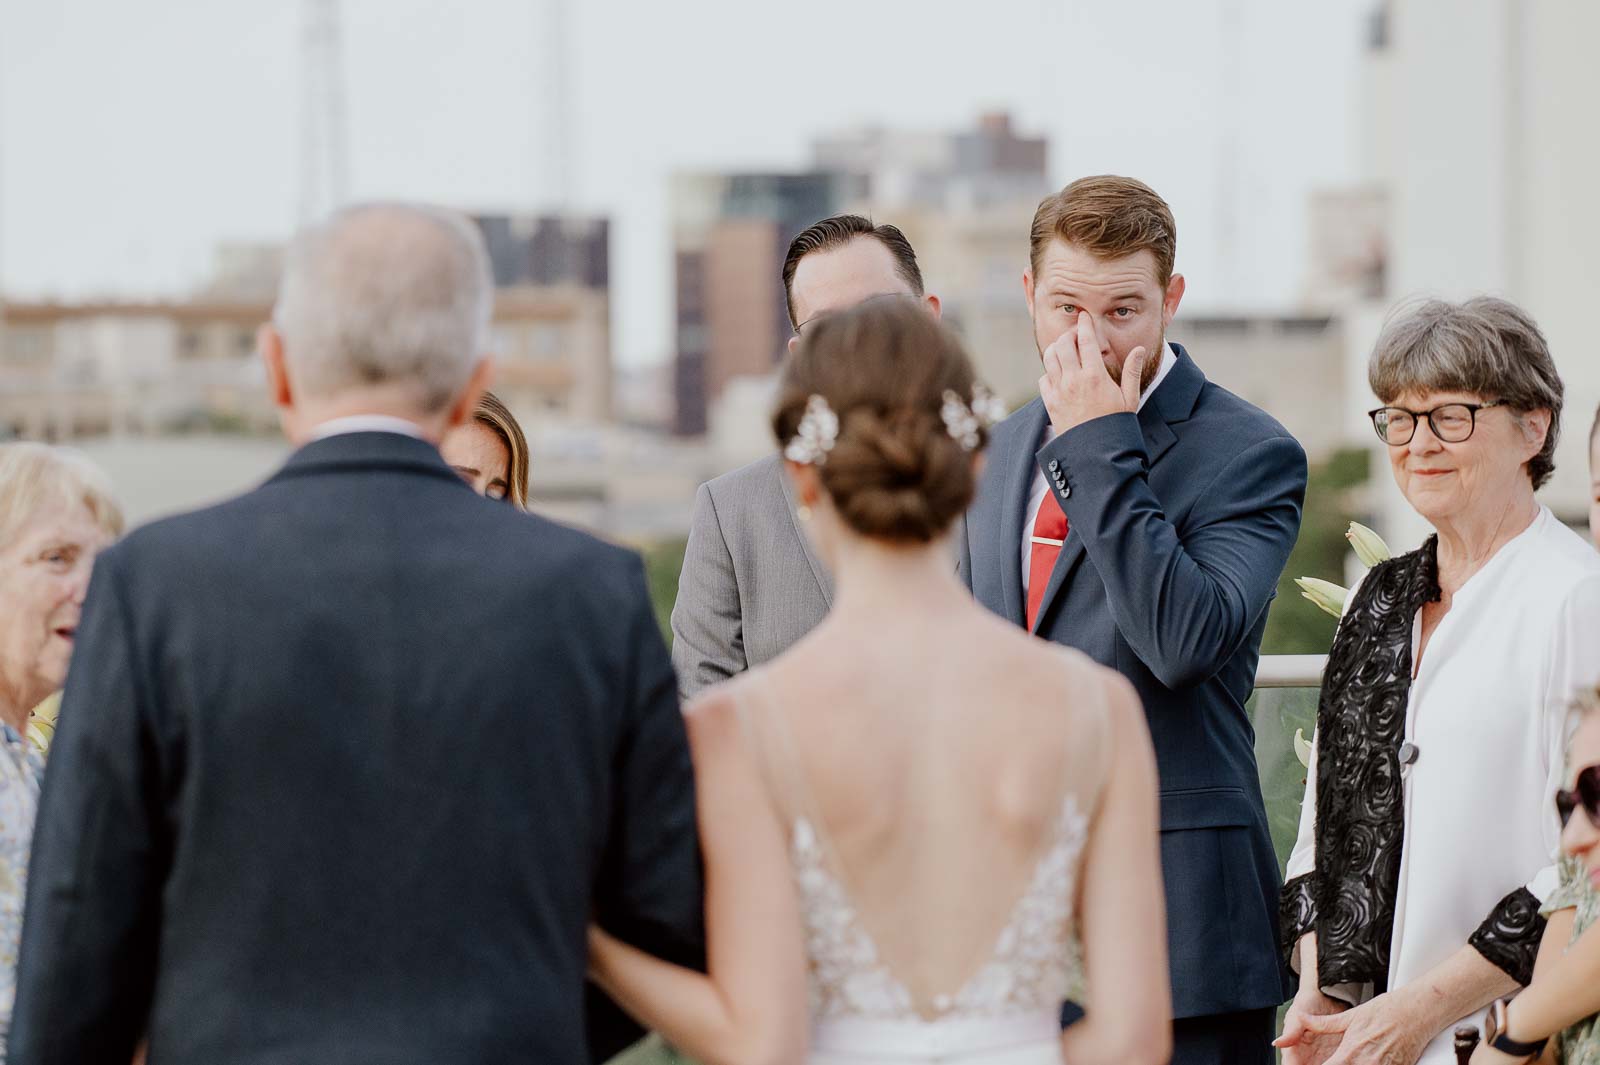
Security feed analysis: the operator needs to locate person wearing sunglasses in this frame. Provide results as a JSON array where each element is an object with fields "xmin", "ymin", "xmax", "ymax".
[
  {"xmin": 1469, "ymin": 694, "xmax": 1600, "ymax": 1064},
  {"xmin": 1278, "ymin": 297, "xmax": 1600, "ymax": 1065}
]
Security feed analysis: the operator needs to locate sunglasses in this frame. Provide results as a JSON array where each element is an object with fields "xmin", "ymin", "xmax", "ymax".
[{"xmin": 1556, "ymin": 764, "xmax": 1600, "ymax": 830}]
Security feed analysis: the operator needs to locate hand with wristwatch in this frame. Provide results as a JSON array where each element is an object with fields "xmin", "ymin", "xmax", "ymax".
[{"xmin": 1462, "ymin": 997, "xmax": 1551, "ymax": 1064}]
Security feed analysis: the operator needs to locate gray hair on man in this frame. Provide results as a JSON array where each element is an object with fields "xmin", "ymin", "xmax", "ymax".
[
  {"xmin": 1369, "ymin": 295, "xmax": 1564, "ymax": 489},
  {"xmin": 273, "ymin": 203, "xmax": 493, "ymax": 413}
]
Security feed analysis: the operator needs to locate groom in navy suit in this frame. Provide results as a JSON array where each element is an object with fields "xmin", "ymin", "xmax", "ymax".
[{"xmin": 959, "ymin": 176, "xmax": 1306, "ymax": 1064}]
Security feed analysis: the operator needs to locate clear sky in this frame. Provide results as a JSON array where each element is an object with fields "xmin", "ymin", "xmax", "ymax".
[{"xmin": 0, "ymin": 0, "xmax": 1372, "ymax": 367}]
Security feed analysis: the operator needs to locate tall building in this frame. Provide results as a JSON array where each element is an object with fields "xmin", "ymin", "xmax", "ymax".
[
  {"xmin": 688, "ymin": 115, "xmax": 1051, "ymax": 467},
  {"xmin": 815, "ymin": 111, "xmax": 1048, "ymax": 212},
  {"xmin": 1322, "ymin": 0, "xmax": 1600, "ymax": 548},
  {"xmin": 670, "ymin": 172, "xmax": 856, "ymax": 436},
  {"xmin": 823, "ymin": 112, "xmax": 1051, "ymax": 405},
  {"xmin": 474, "ymin": 214, "xmax": 608, "ymax": 291}
]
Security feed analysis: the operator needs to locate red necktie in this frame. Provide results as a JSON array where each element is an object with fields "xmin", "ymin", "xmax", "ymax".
[{"xmin": 1026, "ymin": 492, "xmax": 1068, "ymax": 630}]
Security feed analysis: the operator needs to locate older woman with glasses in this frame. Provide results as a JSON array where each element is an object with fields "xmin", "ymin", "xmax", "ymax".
[
  {"xmin": 1274, "ymin": 297, "xmax": 1600, "ymax": 1065},
  {"xmin": 0, "ymin": 442, "xmax": 122, "ymax": 1055}
]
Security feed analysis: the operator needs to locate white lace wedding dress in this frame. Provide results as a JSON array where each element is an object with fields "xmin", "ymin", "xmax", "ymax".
[{"xmin": 742, "ymin": 660, "xmax": 1098, "ymax": 1065}]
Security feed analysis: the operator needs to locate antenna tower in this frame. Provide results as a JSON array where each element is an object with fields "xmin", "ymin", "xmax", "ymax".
[{"xmin": 300, "ymin": 0, "xmax": 349, "ymax": 222}]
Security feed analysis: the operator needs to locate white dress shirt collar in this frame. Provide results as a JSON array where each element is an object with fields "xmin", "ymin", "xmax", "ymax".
[
  {"xmin": 308, "ymin": 414, "xmax": 429, "ymax": 441},
  {"xmin": 1136, "ymin": 342, "xmax": 1178, "ymax": 413}
]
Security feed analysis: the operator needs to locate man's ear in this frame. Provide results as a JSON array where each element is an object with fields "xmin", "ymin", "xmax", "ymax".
[
  {"xmin": 924, "ymin": 293, "xmax": 942, "ymax": 320},
  {"xmin": 1162, "ymin": 273, "xmax": 1186, "ymax": 330},
  {"xmin": 783, "ymin": 459, "xmax": 823, "ymax": 508},
  {"xmin": 444, "ymin": 357, "xmax": 496, "ymax": 431},
  {"xmin": 259, "ymin": 324, "xmax": 293, "ymax": 409},
  {"xmin": 787, "ymin": 334, "xmax": 801, "ymax": 356},
  {"xmin": 1022, "ymin": 271, "xmax": 1036, "ymax": 319}
]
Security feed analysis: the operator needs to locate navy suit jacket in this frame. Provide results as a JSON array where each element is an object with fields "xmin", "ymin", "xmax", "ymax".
[
  {"xmin": 9, "ymin": 432, "xmax": 702, "ymax": 1065},
  {"xmin": 958, "ymin": 346, "xmax": 1306, "ymax": 1019}
]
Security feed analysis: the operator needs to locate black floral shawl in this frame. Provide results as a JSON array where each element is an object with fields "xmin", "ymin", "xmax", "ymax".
[{"xmin": 1279, "ymin": 538, "xmax": 1546, "ymax": 990}]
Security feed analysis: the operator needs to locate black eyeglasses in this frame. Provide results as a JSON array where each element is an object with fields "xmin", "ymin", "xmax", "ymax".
[
  {"xmin": 794, "ymin": 291, "xmax": 917, "ymax": 336},
  {"xmin": 1556, "ymin": 764, "xmax": 1600, "ymax": 831},
  {"xmin": 1367, "ymin": 401, "xmax": 1505, "ymax": 446}
]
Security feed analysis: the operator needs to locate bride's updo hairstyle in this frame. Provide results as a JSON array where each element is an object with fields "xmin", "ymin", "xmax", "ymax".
[{"xmin": 772, "ymin": 298, "xmax": 989, "ymax": 543}]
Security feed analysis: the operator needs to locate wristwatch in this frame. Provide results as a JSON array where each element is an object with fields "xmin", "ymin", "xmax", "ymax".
[{"xmin": 1484, "ymin": 997, "xmax": 1548, "ymax": 1059}]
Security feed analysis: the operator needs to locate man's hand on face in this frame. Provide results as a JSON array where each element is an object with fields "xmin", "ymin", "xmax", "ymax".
[{"xmin": 1038, "ymin": 311, "xmax": 1148, "ymax": 437}]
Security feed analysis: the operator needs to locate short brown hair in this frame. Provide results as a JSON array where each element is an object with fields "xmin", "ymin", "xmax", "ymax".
[
  {"xmin": 772, "ymin": 299, "xmax": 982, "ymax": 543},
  {"xmin": 781, "ymin": 215, "xmax": 924, "ymax": 329},
  {"xmin": 1029, "ymin": 176, "xmax": 1177, "ymax": 288},
  {"xmin": 472, "ymin": 391, "xmax": 531, "ymax": 509},
  {"xmin": 1368, "ymin": 296, "xmax": 1563, "ymax": 489}
]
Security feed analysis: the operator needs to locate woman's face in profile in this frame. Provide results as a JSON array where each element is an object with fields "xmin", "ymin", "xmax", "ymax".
[{"xmin": 442, "ymin": 421, "xmax": 511, "ymax": 502}]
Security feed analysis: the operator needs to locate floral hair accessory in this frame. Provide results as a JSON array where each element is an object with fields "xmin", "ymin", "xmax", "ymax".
[
  {"xmin": 784, "ymin": 394, "xmax": 840, "ymax": 465},
  {"xmin": 941, "ymin": 390, "xmax": 983, "ymax": 451},
  {"xmin": 970, "ymin": 383, "xmax": 1008, "ymax": 427}
]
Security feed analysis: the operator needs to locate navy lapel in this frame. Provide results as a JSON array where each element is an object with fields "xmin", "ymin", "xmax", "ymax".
[
  {"xmin": 997, "ymin": 399, "xmax": 1049, "ymax": 627},
  {"xmin": 1028, "ymin": 345, "xmax": 1206, "ymax": 635},
  {"xmin": 775, "ymin": 456, "xmax": 834, "ymax": 608}
]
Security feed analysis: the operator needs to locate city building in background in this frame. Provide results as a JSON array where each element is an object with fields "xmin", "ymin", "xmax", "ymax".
[
  {"xmin": 824, "ymin": 112, "xmax": 1052, "ymax": 405},
  {"xmin": 682, "ymin": 113, "xmax": 1051, "ymax": 464},
  {"xmin": 0, "ymin": 211, "xmax": 615, "ymax": 437},
  {"xmin": 670, "ymin": 171, "xmax": 857, "ymax": 436}
]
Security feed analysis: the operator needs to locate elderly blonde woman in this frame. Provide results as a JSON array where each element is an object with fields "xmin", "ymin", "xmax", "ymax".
[
  {"xmin": 1275, "ymin": 297, "xmax": 1600, "ymax": 1065},
  {"xmin": 0, "ymin": 442, "xmax": 122, "ymax": 1053}
]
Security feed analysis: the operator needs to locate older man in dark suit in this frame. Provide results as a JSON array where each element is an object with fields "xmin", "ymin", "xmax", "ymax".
[
  {"xmin": 959, "ymin": 176, "xmax": 1307, "ymax": 1065},
  {"xmin": 9, "ymin": 204, "xmax": 700, "ymax": 1065}
]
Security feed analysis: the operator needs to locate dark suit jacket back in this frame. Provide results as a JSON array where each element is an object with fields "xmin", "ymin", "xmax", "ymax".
[
  {"xmin": 960, "ymin": 348, "xmax": 1306, "ymax": 1019},
  {"xmin": 11, "ymin": 432, "xmax": 701, "ymax": 1065}
]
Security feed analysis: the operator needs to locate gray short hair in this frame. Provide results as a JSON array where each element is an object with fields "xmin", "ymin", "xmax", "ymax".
[
  {"xmin": 0, "ymin": 442, "xmax": 124, "ymax": 549},
  {"xmin": 1369, "ymin": 296, "xmax": 1564, "ymax": 489},
  {"xmin": 273, "ymin": 203, "xmax": 493, "ymax": 412}
]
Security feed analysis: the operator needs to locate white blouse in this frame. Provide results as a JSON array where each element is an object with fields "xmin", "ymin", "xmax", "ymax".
[{"xmin": 1287, "ymin": 505, "xmax": 1600, "ymax": 1065}]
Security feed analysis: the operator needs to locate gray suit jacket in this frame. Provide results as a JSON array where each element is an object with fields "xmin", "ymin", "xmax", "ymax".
[{"xmin": 671, "ymin": 453, "xmax": 833, "ymax": 699}]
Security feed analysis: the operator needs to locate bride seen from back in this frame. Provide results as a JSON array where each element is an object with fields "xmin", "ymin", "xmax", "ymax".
[{"xmin": 588, "ymin": 299, "xmax": 1171, "ymax": 1065}]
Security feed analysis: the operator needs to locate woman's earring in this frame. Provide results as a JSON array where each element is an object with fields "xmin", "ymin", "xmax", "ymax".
[{"xmin": 797, "ymin": 504, "xmax": 812, "ymax": 522}]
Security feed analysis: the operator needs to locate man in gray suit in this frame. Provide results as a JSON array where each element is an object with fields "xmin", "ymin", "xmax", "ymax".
[{"xmin": 671, "ymin": 215, "xmax": 941, "ymax": 697}]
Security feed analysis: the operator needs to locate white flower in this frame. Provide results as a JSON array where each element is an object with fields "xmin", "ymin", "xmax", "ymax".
[
  {"xmin": 1346, "ymin": 522, "xmax": 1392, "ymax": 569},
  {"xmin": 785, "ymin": 394, "xmax": 840, "ymax": 466},
  {"xmin": 1295, "ymin": 577, "xmax": 1350, "ymax": 619}
]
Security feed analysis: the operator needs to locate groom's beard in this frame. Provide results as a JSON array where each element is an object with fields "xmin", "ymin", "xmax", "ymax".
[{"xmin": 1032, "ymin": 329, "xmax": 1165, "ymax": 395}]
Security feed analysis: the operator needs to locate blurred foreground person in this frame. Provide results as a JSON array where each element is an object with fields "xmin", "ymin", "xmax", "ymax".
[
  {"xmin": 590, "ymin": 300, "xmax": 1170, "ymax": 1065},
  {"xmin": 8, "ymin": 204, "xmax": 701, "ymax": 1065},
  {"xmin": 0, "ymin": 443, "xmax": 121, "ymax": 1056},
  {"xmin": 1468, "ymin": 691, "xmax": 1600, "ymax": 1064}
]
